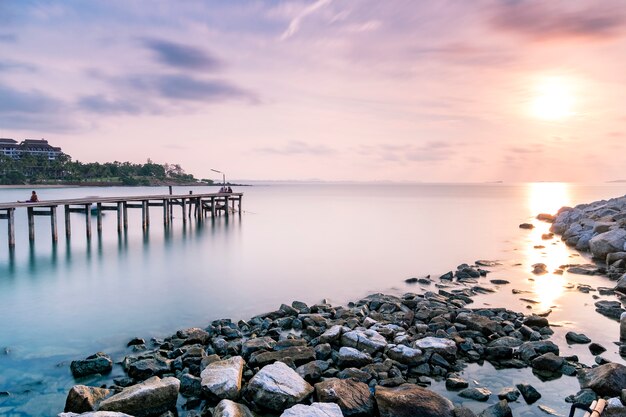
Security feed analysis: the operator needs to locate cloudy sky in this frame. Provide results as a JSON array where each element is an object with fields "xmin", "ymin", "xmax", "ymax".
[{"xmin": 1, "ymin": 0, "xmax": 625, "ymax": 182}]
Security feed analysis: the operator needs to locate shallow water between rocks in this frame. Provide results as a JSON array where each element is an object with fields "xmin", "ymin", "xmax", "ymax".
[{"xmin": 1, "ymin": 183, "xmax": 626, "ymax": 416}]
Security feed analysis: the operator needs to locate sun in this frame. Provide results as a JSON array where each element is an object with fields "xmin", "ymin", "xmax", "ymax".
[{"xmin": 530, "ymin": 76, "xmax": 575, "ymax": 121}]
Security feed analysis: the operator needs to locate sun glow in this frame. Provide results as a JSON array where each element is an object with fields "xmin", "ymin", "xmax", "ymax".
[{"xmin": 530, "ymin": 77, "xmax": 576, "ymax": 120}]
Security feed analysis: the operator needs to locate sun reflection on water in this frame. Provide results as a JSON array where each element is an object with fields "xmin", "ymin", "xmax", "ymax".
[{"xmin": 525, "ymin": 183, "xmax": 573, "ymax": 309}]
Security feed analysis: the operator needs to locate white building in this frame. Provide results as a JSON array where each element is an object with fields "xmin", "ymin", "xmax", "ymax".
[{"xmin": 0, "ymin": 138, "xmax": 64, "ymax": 160}]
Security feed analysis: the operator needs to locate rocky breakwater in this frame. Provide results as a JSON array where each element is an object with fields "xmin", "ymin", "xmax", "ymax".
[{"xmin": 59, "ymin": 264, "xmax": 626, "ymax": 417}]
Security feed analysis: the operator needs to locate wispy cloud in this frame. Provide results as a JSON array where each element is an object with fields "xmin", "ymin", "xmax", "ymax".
[
  {"xmin": 0, "ymin": 60, "xmax": 37, "ymax": 72},
  {"xmin": 280, "ymin": 0, "xmax": 333, "ymax": 40},
  {"xmin": 358, "ymin": 141, "xmax": 458, "ymax": 164},
  {"xmin": 142, "ymin": 38, "xmax": 222, "ymax": 71},
  {"xmin": 139, "ymin": 74, "xmax": 257, "ymax": 104},
  {"xmin": 254, "ymin": 140, "xmax": 336, "ymax": 156},
  {"xmin": 490, "ymin": 2, "xmax": 626, "ymax": 42},
  {"xmin": 0, "ymin": 84, "xmax": 73, "ymax": 131},
  {"xmin": 77, "ymin": 95, "xmax": 142, "ymax": 115}
]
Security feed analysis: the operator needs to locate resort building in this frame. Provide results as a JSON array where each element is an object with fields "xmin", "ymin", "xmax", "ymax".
[{"xmin": 0, "ymin": 138, "xmax": 65, "ymax": 160}]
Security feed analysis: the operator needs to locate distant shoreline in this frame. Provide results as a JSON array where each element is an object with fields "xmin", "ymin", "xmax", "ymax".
[{"xmin": 0, "ymin": 182, "xmax": 251, "ymax": 189}]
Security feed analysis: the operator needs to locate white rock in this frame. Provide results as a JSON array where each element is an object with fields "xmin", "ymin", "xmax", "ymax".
[
  {"xmin": 413, "ymin": 337, "xmax": 457, "ymax": 356},
  {"xmin": 201, "ymin": 356, "xmax": 245, "ymax": 400},
  {"xmin": 245, "ymin": 361, "xmax": 313, "ymax": 411},
  {"xmin": 280, "ymin": 403, "xmax": 343, "ymax": 417},
  {"xmin": 213, "ymin": 399, "xmax": 255, "ymax": 417},
  {"xmin": 341, "ymin": 329, "xmax": 387, "ymax": 354}
]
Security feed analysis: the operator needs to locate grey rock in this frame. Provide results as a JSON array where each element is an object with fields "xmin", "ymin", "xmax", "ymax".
[
  {"xmin": 98, "ymin": 376, "xmax": 180, "ymax": 417},
  {"xmin": 375, "ymin": 384, "xmax": 454, "ymax": 417},
  {"xmin": 315, "ymin": 378, "xmax": 374, "ymax": 416},
  {"xmin": 478, "ymin": 400, "xmax": 512, "ymax": 417},
  {"xmin": 446, "ymin": 377, "xmax": 469, "ymax": 391},
  {"xmin": 341, "ymin": 330, "xmax": 387, "ymax": 354},
  {"xmin": 319, "ymin": 325, "xmax": 344, "ymax": 344},
  {"xmin": 578, "ymin": 362, "xmax": 626, "ymax": 397},
  {"xmin": 590, "ymin": 229, "xmax": 626, "ymax": 260},
  {"xmin": 242, "ymin": 337, "xmax": 276, "ymax": 358},
  {"xmin": 213, "ymin": 399, "xmax": 255, "ymax": 417},
  {"xmin": 566, "ymin": 332, "xmax": 591, "ymax": 344},
  {"xmin": 244, "ymin": 361, "xmax": 313, "ymax": 411},
  {"xmin": 58, "ymin": 413, "xmax": 133, "ymax": 417},
  {"xmin": 179, "ymin": 373, "xmax": 202, "ymax": 398},
  {"xmin": 201, "ymin": 356, "xmax": 244, "ymax": 400},
  {"xmin": 337, "ymin": 347, "xmax": 372, "ymax": 368},
  {"xmin": 64, "ymin": 385, "xmax": 111, "ymax": 413},
  {"xmin": 126, "ymin": 355, "xmax": 172, "ymax": 380},
  {"xmin": 614, "ymin": 274, "xmax": 626, "ymax": 294},
  {"xmin": 459, "ymin": 387, "xmax": 491, "ymax": 402},
  {"xmin": 516, "ymin": 383, "xmax": 541, "ymax": 404},
  {"xmin": 414, "ymin": 337, "xmax": 457, "ymax": 357},
  {"xmin": 497, "ymin": 387, "xmax": 520, "ymax": 402},
  {"xmin": 280, "ymin": 403, "xmax": 343, "ymax": 417},
  {"xmin": 386, "ymin": 344, "xmax": 424, "ymax": 366},
  {"xmin": 296, "ymin": 360, "xmax": 329, "ymax": 382},
  {"xmin": 589, "ymin": 343, "xmax": 607, "ymax": 356},
  {"xmin": 70, "ymin": 353, "xmax": 113, "ymax": 378},
  {"xmin": 531, "ymin": 352, "xmax": 565, "ymax": 372},
  {"xmin": 249, "ymin": 346, "xmax": 316, "ymax": 367}
]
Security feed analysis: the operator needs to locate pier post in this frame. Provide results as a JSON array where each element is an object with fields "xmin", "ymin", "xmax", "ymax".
[
  {"xmin": 28, "ymin": 207, "xmax": 35, "ymax": 241},
  {"xmin": 85, "ymin": 204, "xmax": 91, "ymax": 239},
  {"xmin": 224, "ymin": 196, "xmax": 229, "ymax": 218},
  {"xmin": 211, "ymin": 197, "xmax": 216, "ymax": 217},
  {"xmin": 142, "ymin": 201, "xmax": 147, "ymax": 229},
  {"xmin": 239, "ymin": 196, "xmax": 242, "ymax": 213},
  {"xmin": 163, "ymin": 200, "xmax": 169, "ymax": 225},
  {"xmin": 117, "ymin": 202, "xmax": 123, "ymax": 233},
  {"xmin": 51, "ymin": 206, "xmax": 58, "ymax": 242},
  {"xmin": 64, "ymin": 205, "xmax": 71, "ymax": 238},
  {"xmin": 145, "ymin": 200, "xmax": 150, "ymax": 226},
  {"xmin": 8, "ymin": 208, "xmax": 15, "ymax": 247},
  {"xmin": 97, "ymin": 203, "xmax": 102, "ymax": 233},
  {"xmin": 123, "ymin": 202, "xmax": 128, "ymax": 230},
  {"xmin": 181, "ymin": 199, "xmax": 187, "ymax": 224}
]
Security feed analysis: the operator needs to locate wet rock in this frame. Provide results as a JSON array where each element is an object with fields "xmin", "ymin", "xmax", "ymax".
[
  {"xmin": 566, "ymin": 389, "xmax": 597, "ymax": 406},
  {"xmin": 489, "ymin": 337, "xmax": 522, "ymax": 348},
  {"xmin": 126, "ymin": 355, "xmax": 172, "ymax": 380},
  {"xmin": 478, "ymin": 400, "xmax": 512, "ymax": 417},
  {"xmin": 242, "ymin": 336, "xmax": 276, "ymax": 358},
  {"xmin": 98, "ymin": 376, "xmax": 180, "ymax": 417},
  {"xmin": 445, "ymin": 377, "xmax": 469, "ymax": 391},
  {"xmin": 590, "ymin": 229, "xmax": 626, "ymax": 260},
  {"xmin": 456, "ymin": 313, "xmax": 498, "ymax": 335},
  {"xmin": 296, "ymin": 360, "xmax": 329, "ymax": 382},
  {"xmin": 280, "ymin": 402, "xmax": 343, "ymax": 417},
  {"xmin": 176, "ymin": 327, "xmax": 211, "ymax": 346},
  {"xmin": 590, "ymin": 343, "xmax": 607, "ymax": 355},
  {"xmin": 490, "ymin": 280, "xmax": 510, "ymax": 285},
  {"xmin": 64, "ymin": 385, "xmax": 111, "ymax": 413},
  {"xmin": 537, "ymin": 214, "xmax": 556, "ymax": 222},
  {"xmin": 414, "ymin": 337, "xmax": 457, "ymax": 357},
  {"xmin": 523, "ymin": 315, "xmax": 549, "ymax": 328},
  {"xmin": 179, "ymin": 373, "xmax": 201, "ymax": 398},
  {"xmin": 315, "ymin": 378, "xmax": 374, "ymax": 416},
  {"xmin": 244, "ymin": 361, "xmax": 313, "ymax": 412},
  {"xmin": 70, "ymin": 353, "xmax": 113, "ymax": 378},
  {"xmin": 578, "ymin": 362, "xmax": 626, "ymax": 397},
  {"xmin": 595, "ymin": 300, "xmax": 625, "ymax": 320},
  {"xmin": 566, "ymin": 332, "xmax": 591, "ymax": 344},
  {"xmin": 519, "ymin": 223, "xmax": 535, "ymax": 230},
  {"xmin": 614, "ymin": 274, "xmax": 626, "ymax": 294},
  {"xmin": 213, "ymin": 399, "xmax": 255, "ymax": 417},
  {"xmin": 497, "ymin": 387, "xmax": 520, "ymax": 402},
  {"xmin": 58, "ymin": 413, "xmax": 133, "ymax": 417},
  {"xmin": 531, "ymin": 352, "xmax": 565, "ymax": 372},
  {"xmin": 516, "ymin": 383, "xmax": 541, "ymax": 404},
  {"xmin": 341, "ymin": 330, "xmax": 387, "ymax": 354},
  {"xmin": 532, "ymin": 264, "xmax": 547, "ymax": 275},
  {"xmin": 126, "ymin": 338, "xmax": 145, "ymax": 347},
  {"xmin": 453, "ymin": 407, "xmax": 478, "ymax": 417},
  {"xmin": 375, "ymin": 384, "xmax": 454, "ymax": 417},
  {"xmin": 319, "ymin": 325, "xmax": 343, "ymax": 344},
  {"xmin": 200, "ymin": 356, "xmax": 244, "ymax": 400},
  {"xmin": 459, "ymin": 387, "xmax": 491, "ymax": 402},
  {"xmin": 518, "ymin": 341, "xmax": 560, "ymax": 362}
]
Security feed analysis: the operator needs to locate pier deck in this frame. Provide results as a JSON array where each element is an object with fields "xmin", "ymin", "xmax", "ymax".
[{"xmin": 0, "ymin": 192, "xmax": 243, "ymax": 247}]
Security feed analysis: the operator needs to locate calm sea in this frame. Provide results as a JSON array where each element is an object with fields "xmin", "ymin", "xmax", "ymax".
[{"xmin": 1, "ymin": 183, "xmax": 626, "ymax": 416}]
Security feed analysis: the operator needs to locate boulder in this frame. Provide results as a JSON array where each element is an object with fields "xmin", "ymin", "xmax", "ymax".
[
  {"xmin": 337, "ymin": 347, "xmax": 372, "ymax": 368},
  {"xmin": 515, "ymin": 383, "xmax": 541, "ymax": 404},
  {"xmin": 213, "ymin": 399, "xmax": 255, "ymax": 417},
  {"xmin": 242, "ymin": 337, "xmax": 276, "ymax": 358},
  {"xmin": 385, "ymin": 345, "xmax": 424, "ymax": 366},
  {"xmin": 523, "ymin": 315, "xmax": 548, "ymax": 328},
  {"xmin": 126, "ymin": 355, "xmax": 172, "ymax": 380},
  {"xmin": 478, "ymin": 400, "xmax": 512, "ymax": 417},
  {"xmin": 456, "ymin": 313, "xmax": 498, "ymax": 335},
  {"xmin": 497, "ymin": 387, "xmax": 519, "ymax": 402},
  {"xmin": 566, "ymin": 332, "xmax": 591, "ymax": 344},
  {"xmin": 201, "ymin": 356, "xmax": 244, "ymax": 400},
  {"xmin": 341, "ymin": 330, "xmax": 387, "ymax": 354},
  {"xmin": 98, "ymin": 376, "xmax": 179, "ymax": 417},
  {"xmin": 445, "ymin": 377, "xmax": 469, "ymax": 390},
  {"xmin": 579, "ymin": 363, "xmax": 626, "ymax": 397},
  {"xmin": 280, "ymin": 403, "xmax": 343, "ymax": 417},
  {"xmin": 296, "ymin": 360, "xmax": 329, "ymax": 382},
  {"xmin": 413, "ymin": 337, "xmax": 457, "ymax": 357},
  {"xmin": 531, "ymin": 352, "xmax": 564, "ymax": 372},
  {"xmin": 244, "ymin": 361, "xmax": 313, "ymax": 411},
  {"xmin": 319, "ymin": 325, "xmax": 344, "ymax": 344},
  {"xmin": 459, "ymin": 387, "xmax": 491, "ymax": 402},
  {"xmin": 64, "ymin": 385, "xmax": 111, "ymax": 413},
  {"xmin": 70, "ymin": 353, "xmax": 113, "ymax": 378},
  {"xmin": 375, "ymin": 384, "xmax": 454, "ymax": 417},
  {"xmin": 180, "ymin": 373, "xmax": 202, "ymax": 398},
  {"xmin": 589, "ymin": 229, "xmax": 626, "ymax": 260},
  {"xmin": 315, "ymin": 378, "xmax": 374, "ymax": 416},
  {"xmin": 615, "ymin": 274, "xmax": 626, "ymax": 294},
  {"xmin": 249, "ymin": 346, "xmax": 316, "ymax": 367}
]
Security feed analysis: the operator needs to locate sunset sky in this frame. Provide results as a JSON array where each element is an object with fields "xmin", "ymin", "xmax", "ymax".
[{"xmin": 1, "ymin": 0, "xmax": 625, "ymax": 182}]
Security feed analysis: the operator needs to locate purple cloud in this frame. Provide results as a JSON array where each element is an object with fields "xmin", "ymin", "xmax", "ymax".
[{"xmin": 143, "ymin": 38, "xmax": 222, "ymax": 71}]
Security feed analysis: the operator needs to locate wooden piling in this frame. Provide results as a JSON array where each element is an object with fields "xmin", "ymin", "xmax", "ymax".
[
  {"xmin": 163, "ymin": 200, "xmax": 169, "ymax": 225},
  {"xmin": 8, "ymin": 209, "xmax": 15, "ymax": 247},
  {"xmin": 51, "ymin": 206, "xmax": 58, "ymax": 242},
  {"xmin": 85, "ymin": 204, "xmax": 91, "ymax": 239},
  {"xmin": 97, "ymin": 203, "xmax": 103, "ymax": 233},
  {"xmin": 181, "ymin": 199, "xmax": 187, "ymax": 224},
  {"xmin": 123, "ymin": 202, "xmax": 128, "ymax": 230},
  {"xmin": 28, "ymin": 207, "xmax": 35, "ymax": 241},
  {"xmin": 65, "ymin": 205, "xmax": 71, "ymax": 238},
  {"xmin": 142, "ymin": 201, "xmax": 147, "ymax": 229},
  {"xmin": 224, "ymin": 196, "xmax": 229, "ymax": 217},
  {"xmin": 211, "ymin": 197, "xmax": 216, "ymax": 217},
  {"xmin": 117, "ymin": 202, "xmax": 123, "ymax": 233}
]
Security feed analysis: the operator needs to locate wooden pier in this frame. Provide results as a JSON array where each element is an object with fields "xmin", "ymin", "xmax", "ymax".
[{"xmin": 0, "ymin": 192, "xmax": 242, "ymax": 247}]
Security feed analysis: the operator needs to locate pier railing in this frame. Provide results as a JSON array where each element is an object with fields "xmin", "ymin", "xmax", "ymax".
[{"xmin": 0, "ymin": 192, "xmax": 243, "ymax": 247}]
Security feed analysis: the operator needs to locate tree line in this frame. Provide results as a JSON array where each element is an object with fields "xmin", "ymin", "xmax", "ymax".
[{"xmin": 0, "ymin": 154, "xmax": 211, "ymax": 186}]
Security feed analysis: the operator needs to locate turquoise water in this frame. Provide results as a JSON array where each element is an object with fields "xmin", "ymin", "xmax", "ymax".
[{"xmin": 1, "ymin": 183, "xmax": 626, "ymax": 416}]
